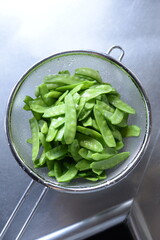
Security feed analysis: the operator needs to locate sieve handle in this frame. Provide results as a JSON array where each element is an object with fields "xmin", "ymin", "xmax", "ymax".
[{"xmin": 107, "ymin": 45, "xmax": 125, "ymax": 62}]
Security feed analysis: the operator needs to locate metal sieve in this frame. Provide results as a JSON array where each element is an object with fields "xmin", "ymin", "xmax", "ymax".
[{"xmin": 6, "ymin": 46, "xmax": 151, "ymax": 193}]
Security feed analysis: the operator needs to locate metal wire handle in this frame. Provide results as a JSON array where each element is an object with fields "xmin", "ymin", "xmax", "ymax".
[{"xmin": 107, "ymin": 45, "xmax": 125, "ymax": 62}]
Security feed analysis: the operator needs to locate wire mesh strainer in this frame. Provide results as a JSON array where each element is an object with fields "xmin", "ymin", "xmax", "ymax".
[{"xmin": 6, "ymin": 46, "xmax": 151, "ymax": 193}]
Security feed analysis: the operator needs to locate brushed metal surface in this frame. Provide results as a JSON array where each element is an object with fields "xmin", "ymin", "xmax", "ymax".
[{"xmin": 0, "ymin": 0, "xmax": 160, "ymax": 239}]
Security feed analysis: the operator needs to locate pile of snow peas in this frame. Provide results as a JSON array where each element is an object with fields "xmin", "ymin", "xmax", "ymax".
[{"xmin": 23, "ymin": 67, "xmax": 141, "ymax": 183}]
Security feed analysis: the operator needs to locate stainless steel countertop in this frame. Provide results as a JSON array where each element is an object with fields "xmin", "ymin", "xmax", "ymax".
[{"xmin": 0, "ymin": 0, "xmax": 160, "ymax": 239}]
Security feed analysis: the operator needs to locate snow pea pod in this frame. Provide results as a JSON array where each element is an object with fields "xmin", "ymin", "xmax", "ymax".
[
  {"xmin": 76, "ymin": 133, "xmax": 103, "ymax": 152},
  {"xmin": 29, "ymin": 117, "xmax": 39, "ymax": 161},
  {"xmin": 34, "ymin": 151, "xmax": 46, "ymax": 168},
  {"xmin": 90, "ymin": 152, "xmax": 130, "ymax": 170},
  {"xmin": 51, "ymin": 117, "xmax": 65, "ymax": 129},
  {"xmin": 108, "ymin": 123, "xmax": 122, "ymax": 142},
  {"xmin": 39, "ymin": 83, "xmax": 55, "ymax": 106},
  {"xmin": 43, "ymin": 104, "xmax": 65, "ymax": 118},
  {"xmin": 70, "ymin": 139, "xmax": 82, "ymax": 161},
  {"xmin": 117, "ymin": 113, "xmax": 129, "ymax": 128},
  {"xmin": 75, "ymin": 160, "xmax": 91, "ymax": 171},
  {"xmin": 56, "ymin": 90, "xmax": 69, "ymax": 105},
  {"xmin": 44, "ymin": 74, "xmax": 84, "ymax": 85},
  {"xmin": 54, "ymin": 161, "xmax": 63, "ymax": 179},
  {"xmin": 121, "ymin": 125, "xmax": 141, "ymax": 137},
  {"xmin": 55, "ymin": 126, "xmax": 65, "ymax": 142},
  {"xmin": 85, "ymin": 99, "xmax": 95, "ymax": 110},
  {"xmin": 81, "ymin": 85, "xmax": 113, "ymax": 101},
  {"xmin": 75, "ymin": 67, "xmax": 102, "ymax": 83},
  {"xmin": 78, "ymin": 148, "xmax": 92, "ymax": 161},
  {"xmin": 108, "ymin": 95, "xmax": 136, "ymax": 114},
  {"xmin": 73, "ymin": 93, "xmax": 80, "ymax": 106},
  {"xmin": 38, "ymin": 120, "xmax": 48, "ymax": 134},
  {"xmin": 96, "ymin": 100, "xmax": 114, "ymax": 113},
  {"xmin": 39, "ymin": 132, "xmax": 52, "ymax": 152},
  {"xmin": 64, "ymin": 93, "xmax": 77, "ymax": 144},
  {"xmin": 115, "ymin": 141, "xmax": 124, "ymax": 150},
  {"xmin": 77, "ymin": 97, "xmax": 86, "ymax": 117},
  {"xmin": 57, "ymin": 164, "xmax": 78, "ymax": 183},
  {"xmin": 91, "ymin": 152, "xmax": 115, "ymax": 161},
  {"xmin": 46, "ymin": 145, "xmax": 68, "ymax": 160},
  {"xmin": 94, "ymin": 106, "xmax": 116, "ymax": 147},
  {"xmin": 44, "ymin": 90, "xmax": 62, "ymax": 99},
  {"xmin": 76, "ymin": 126, "xmax": 104, "ymax": 144},
  {"xmin": 46, "ymin": 119, "xmax": 59, "ymax": 142},
  {"xmin": 78, "ymin": 108, "xmax": 92, "ymax": 121},
  {"xmin": 56, "ymin": 83, "xmax": 83, "ymax": 92},
  {"xmin": 48, "ymin": 169, "xmax": 55, "ymax": 177},
  {"xmin": 110, "ymin": 108, "xmax": 124, "ymax": 125},
  {"xmin": 30, "ymin": 104, "xmax": 49, "ymax": 113},
  {"xmin": 82, "ymin": 116, "xmax": 93, "ymax": 127}
]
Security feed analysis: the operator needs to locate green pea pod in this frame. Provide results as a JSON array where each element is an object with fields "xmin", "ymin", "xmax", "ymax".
[
  {"xmin": 30, "ymin": 104, "xmax": 49, "ymax": 113},
  {"xmin": 70, "ymin": 139, "xmax": 82, "ymax": 161},
  {"xmin": 44, "ymin": 74, "xmax": 84, "ymax": 85},
  {"xmin": 76, "ymin": 133, "xmax": 103, "ymax": 152},
  {"xmin": 49, "ymin": 117, "xmax": 64, "ymax": 129},
  {"xmin": 110, "ymin": 108, "xmax": 124, "ymax": 125},
  {"xmin": 39, "ymin": 83, "xmax": 55, "ymax": 106},
  {"xmin": 85, "ymin": 176, "xmax": 99, "ymax": 182},
  {"xmin": 92, "ymin": 169, "xmax": 103, "ymax": 175},
  {"xmin": 75, "ymin": 159, "xmax": 91, "ymax": 171},
  {"xmin": 92, "ymin": 119, "xmax": 99, "ymax": 131},
  {"xmin": 81, "ymin": 85, "xmax": 113, "ymax": 101},
  {"xmin": 73, "ymin": 93, "xmax": 80, "ymax": 106},
  {"xmin": 98, "ymin": 171, "xmax": 107, "ymax": 180},
  {"xmin": 54, "ymin": 161, "xmax": 63, "ymax": 179},
  {"xmin": 55, "ymin": 90, "xmax": 69, "ymax": 105},
  {"xmin": 90, "ymin": 152, "xmax": 130, "ymax": 170},
  {"xmin": 64, "ymin": 93, "xmax": 77, "ymax": 144},
  {"xmin": 43, "ymin": 104, "xmax": 65, "ymax": 118},
  {"xmin": 70, "ymin": 84, "xmax": 83, "ymax": 95},
  {"xmin": 46, "ymin": 83, "xmax": 60, "ymax": 90},
  {"xmin": 24, "ymin": 97, "xmax": 45, "ymax": 120},
  {"xmin": 82, "ymin": 116, "xmax": 93, "ymax": 127},
  {"xmin": 46, "ymin": 119, "xmax": 59, "ymax": 142},
  {"xmin": 91, "ymin": 152, "xmax": 115, "ymax": 161},
  {"xmin": 96, "ymin": 100, "xmax": 114, "ymax": 113},
  {"xmin": 78, "ymin": 148, "xmax": 92, "ymax": 161},
  {"xmin": 46, "ymin": 145, "xmax": 68, "ymax": 160},
  {"xmin": 108, "ymin": 123, "xmax": 122, "ymax": 142},
  {"xmin": 77, "ymin": 97, "xmax": 86, "ymax": 117},
  {"xmin": 115, "ymin": 141, "xmax": 124, "ymax": 150},
  {"xmin": 44, "ymin": 90, "xmax": 62, "ymax": 98},
  {"xmin": 76, "ymin": 126, "xmax": 104, "ymax": 144},
  {"xmin": 34, "ymin": 151, "xmax": 46, "ymax": 168},
  {"xmin": 108, "ymin": 95, "xmax": 136, "ymax": 114},
  {"xmin": 78, "ymin": 108, "xmax": 92, "ymax": 121},
  {"xmin": 94, "ymin": 106, "xmax": 116, "ymax": 147},
  {"xmin": 85, "ymin": 99, "xmax": 95, "ymax": 110},
  {"xmin": 57, "ymin": 164, "xmax": 78, "ymax": 182},
  {"xmin": 39, "ymin": 132, "xmax": 52, "ymax": 152},
  {"xmin": 58, "ymin": 70, "xmax": 70, "ymax": 75},
  {"xmin": 29, "ymin": 117, "xmax": 39, "ymax": 161},
  {"xmin": 55, "ymin": 126, "xmax": 65, "ymax": 142},
  {"xmin": 48, "ymin": 169, "xmax": 55, "ymax": 177},
  {"xmin": 56, "ymin": 83, "xmax": 82, "ymax": 92},
  {"xmin": 117, "ymin": 113, "xmax": 129, "ymax": 128},
  {"xmin": 100, "ymin": 109, "xmax": 113, "ymax": 122},
  {"xmin": 38, "ymin": 120, "xmax": 48, "ymax": 134},
  {"xmin": 75, "ymin": 67, "xmax": 102, "ymax": 83},
  {"xmin": 121, "ymin": 125, "xmax": 141, "ymax": 137}
]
